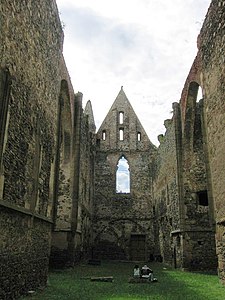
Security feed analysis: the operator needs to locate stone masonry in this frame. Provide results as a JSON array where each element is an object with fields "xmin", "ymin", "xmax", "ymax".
[
  {"xmin": 93, "ymin": 87, "xmax": 157, "ymax": 261},
  {"xmin": 0, "ymin": 1, "xmax": 64, "ymax": 298},
  {"xmin": 0, "ymin": 0, "xmax": 224, "ymax": 298},
  {"xmin": 198, "ymin": 0, "xmax": 225, "ymax": 281}
]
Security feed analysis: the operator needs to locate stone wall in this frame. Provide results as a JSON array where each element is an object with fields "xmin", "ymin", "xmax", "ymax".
[
  {"xmin": 50, "ymin": 94, "xmax": 96, "ymax": 267},
  {"xmin": 199, "ymin": 0, "xmax": 225, "ymax": 281},
  {"xmin": 74, "ymin": 100, "xmax": 96, "ymax": 261},
  {"xmin": 0, "ymin": 210, "xmax": 51, "ymax": 299},
  {"xmin": 153, "ymin": 105, "xmax": 181, "ymax": 266},
  {"xmin": 154, "ymin": 56, "xmax": 218, "ymax": 270},
  {"xmin": 0, "ymin": 0, "xmax": 224, "ymax": 297},
  {"xmin": 179, "ymin": 71, "xmax": 217, "ymax": 270},
  {"xmin": 93, "ymin": 88, "xmax": 156, "ymax": 261},
  {"xmin": 49, "ymin": 77, "xmax": 74, "ymax": 268},
  {"xmin": 0, "ymin": 0, "xmax": 65, "ymax": 297}
]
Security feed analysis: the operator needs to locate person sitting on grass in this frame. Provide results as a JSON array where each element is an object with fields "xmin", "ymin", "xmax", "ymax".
[
  {"xmin": 133, "ymin": 264, "xmax": 140, "ymax": 278},
  {"xmin": 140, "ymin": 264, "xmax": 154, "ymax": 281}
]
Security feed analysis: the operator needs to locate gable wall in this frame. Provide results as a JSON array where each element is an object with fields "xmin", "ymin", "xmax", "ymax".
[{"xmin": 93, "ymin": 90, "xmax": 156, "ymax": 260}]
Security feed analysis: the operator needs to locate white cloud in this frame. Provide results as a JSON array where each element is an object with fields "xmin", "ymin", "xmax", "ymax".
[
  {"xmin": 116, "ymin": 157, "xmax": 130, "ymax": 192},
  {"xmin": 116, "ymin": 171, "xmax": 130, "ymax": 193},
  {"xmin": 56, "ymin": 0, "xmax": 211, "ymax": 145}
]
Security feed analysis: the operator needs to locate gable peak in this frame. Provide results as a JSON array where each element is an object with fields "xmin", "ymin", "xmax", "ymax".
[{"xmin": 114, "ymin": 86, "xmax": 130, "ymax": 103}]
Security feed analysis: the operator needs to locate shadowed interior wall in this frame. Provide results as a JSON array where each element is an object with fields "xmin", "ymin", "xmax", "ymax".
[
  {"xmin": 199, "ymin": 0, "xmax": 225, "ymax": 282},
  {"xmin": 0, "ymin": 1, "xmax": 224, "ymax": 298},
  {"xmin": 0, "ymin": 1, "xmax": 64, "ymax": 298}
]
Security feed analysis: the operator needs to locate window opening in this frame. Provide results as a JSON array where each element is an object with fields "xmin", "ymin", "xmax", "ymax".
[
  {"xmin": 116, "ymin": 156, "xmax": 130, "ymax": 193},
  {"xmin": 102, "ymin": 130, "xmax": 106, "ymax": 141},
  {"xmin": 196, "ymin": 86, "xmax": 203, "ymax": 102},
  {"xmin": 198, "ymin": 240, "xmax": 204, "ymax": 245},
  {"xmin": 153, "ymin": 206, "xmax": 156, "ymax": 216},
  {"xmin": 119, "ymin": 112, "xmax": 124, "ymax": 124},
  {"xmin": 119, "ymin": 128, "xmax": 124, "ymax": 141},
  {"xmin": 197, "ymin": 190, "xmax": 208, "ymax": 206},
  {"xmin": 137, "ymin": 132, "xmax": 141, "ymax": 141}
]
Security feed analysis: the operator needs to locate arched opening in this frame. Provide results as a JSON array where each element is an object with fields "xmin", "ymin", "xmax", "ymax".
[
  {"xmin": 184, "ymin": 81, "xmax": 203, "ymax": 145},
  {"xmin": 50, "ymin": 80, "xmax": 73, "ymax": 267},
  {"xmin": 119, "ymin": 111, "xmax": 124, "ymax": 124},
  {"xmin": 137, "ymin": 132, "xmax": 141, "ymax": 141},
  {"xmin": 196, "ymin": 86, "xmax": 203, "ymax": 102},
  {"xmin": 119, "ymin": 128, "xmax": 124, "ymax": 141},
  {"xmin": 116, "ymin": 156, "xmax": 130, "ymax": 193},
  {"xmin": 102, "ymin": 130, "xmax": 106, "ymax": 141},
  {"xmin": 93, "ymin": 228, "xmax": 126, "ymax": 260},
  {"xmin": 53, "ymin": 80, "xmax": 72, "ymax": 227}
]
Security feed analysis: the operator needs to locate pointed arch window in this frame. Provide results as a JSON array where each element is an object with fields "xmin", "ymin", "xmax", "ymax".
[
  {"xmin": 196, "ymin": 86, "xmax": 203, "ymax": 102},
  {"xmin": 185, "ymin": 82, "xmax": 204, "ymax": 149},
  {"xmin": 116, "ymin": 156, "xmax": 130, "ymax": 193}
]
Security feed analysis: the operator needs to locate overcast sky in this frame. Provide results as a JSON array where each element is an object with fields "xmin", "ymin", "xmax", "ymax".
[{"xmin": 56, "ymin": 0, "xmax": 211, "ymax": 146}]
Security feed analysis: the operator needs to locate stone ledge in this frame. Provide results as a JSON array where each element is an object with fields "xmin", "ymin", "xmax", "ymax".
[
  {"xmin": 171, "ymin": 228, "xmax": 215, "ymax": 235},
  {"xmin": 0, "ymin": 199, "xmax": 53, "ymax": 223}
]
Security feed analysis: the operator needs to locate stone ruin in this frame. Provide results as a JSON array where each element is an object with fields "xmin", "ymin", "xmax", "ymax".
[{"xmin": 0, "ymin": 0, "xmax": 224, "ymax": 298}]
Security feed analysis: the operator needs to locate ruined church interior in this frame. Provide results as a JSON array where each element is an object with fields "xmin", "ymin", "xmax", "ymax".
[{"xmin": 0, "ymin": 0, "xmax": 224, "ymax": 298}]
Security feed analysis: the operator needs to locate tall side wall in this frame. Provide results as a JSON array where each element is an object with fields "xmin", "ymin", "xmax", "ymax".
[
  {"xmin": 50, "ymin": 93, "xmax": 95, "ymax": 267},
  {"xmin": 0, "ymin": 1, "xmax": 65, "ymax": 298},
  {"xmin": 154, "ymin": 50, "xmax": 218, "ymax": 271},
  {"xmin": 199, "ymin": 0, "xmax": 225, "ymax": 281},
  {"xmin": 73, "ymin": 109, "xmax": 95, "ymax": 261},
  {"xmin": 153, "ymin": 110, "xmax": 181, "ymax": 266}
]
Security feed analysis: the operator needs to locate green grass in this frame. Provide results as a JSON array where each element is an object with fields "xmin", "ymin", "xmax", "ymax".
[{"xmin": 21, "ymin": 261, "xmax": 225, "ymax": 300}]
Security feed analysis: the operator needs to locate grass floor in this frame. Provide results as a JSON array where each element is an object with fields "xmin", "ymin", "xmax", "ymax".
[{"xmin": 21, "ymin": 261, "xmax": 225, "ymax": 300}]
